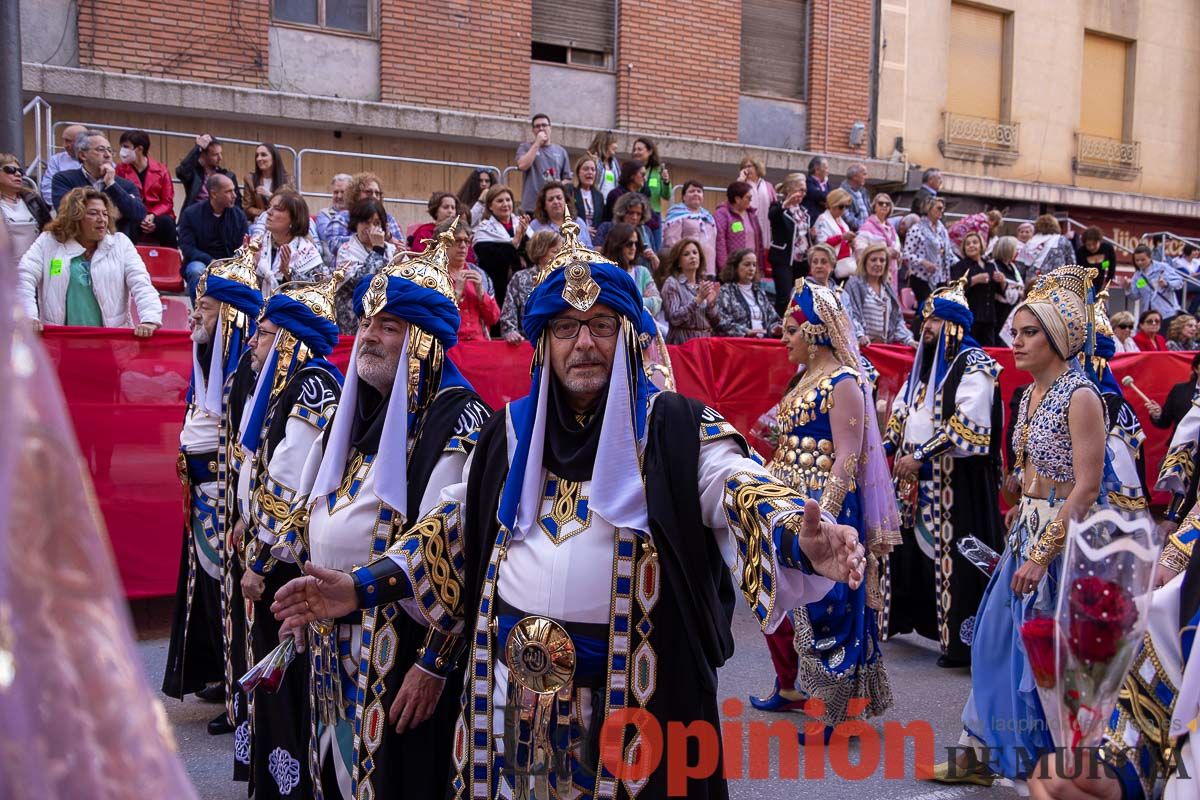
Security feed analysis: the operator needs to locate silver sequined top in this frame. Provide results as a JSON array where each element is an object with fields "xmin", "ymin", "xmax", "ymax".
[{"xmin": 1013, "ymin": 367, "xmax": 1101, "ymax": 485}]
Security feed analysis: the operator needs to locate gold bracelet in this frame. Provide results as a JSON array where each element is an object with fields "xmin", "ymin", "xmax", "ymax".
[
  {"xmin": 1028, "ymin": 518, "xmax": 1066, "ymax": 568},
  {"xmin": 819, "ymin": 474, "xmax": 854, "ymax": 519},
  {"xmin": 1159, "ymin": 542, "xmax": 1190, "ymax": 576}
]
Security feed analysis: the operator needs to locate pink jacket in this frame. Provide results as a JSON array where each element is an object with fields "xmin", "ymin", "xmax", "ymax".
[{"xmin": 714, "ymin": 202, "xmax": 763, "ymax": 272}]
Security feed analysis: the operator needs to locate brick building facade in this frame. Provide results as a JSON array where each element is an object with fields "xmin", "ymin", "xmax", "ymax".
[{"xmin": 67, "ymin": 0, "xmax": 874, "ymax": 154}]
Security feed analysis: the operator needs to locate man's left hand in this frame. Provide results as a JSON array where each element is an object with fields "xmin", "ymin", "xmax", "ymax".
[
  {"xmin": 388, "ymin": 665, "xmax": 445, "ymax": 734},
  {"xmin": 893, "ymin": 454, "xmax": 921, "ymax": 480},
  {"xmin": 795, "ymin": 499, "xmax": 864, "ymax": 589},
  {"xmin": 242, "ymin": 569, "xmax": 266, "ymax": 602},
  {"xmin": 140, "ymin": 213, "xmax": 156, "ymax": 233}
]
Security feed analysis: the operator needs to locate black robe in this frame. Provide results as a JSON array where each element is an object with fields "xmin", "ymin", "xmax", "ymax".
[
  {"xmin": 886, "ymin": 350, "xmax": 1005, "ymax": 663},
  {"xmin": 347, "ymin": 387, "xmax": 491, "ymax": 800},
  {"xmin": 248, "ymin": 363, "xmax": 342, "ymax": 800},
  {"xmin": 163, "ymin": 338, "xmax": 228, "ymax": 700},
  {"xmin": 456, "ymin": 392, "xmax": 749, "ymax": 800},
  {"xmin": 221, "ymin": 352, "xmax": 257, "ymax": 781}
]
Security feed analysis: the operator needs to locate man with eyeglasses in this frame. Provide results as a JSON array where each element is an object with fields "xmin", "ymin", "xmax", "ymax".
[
  {"xmin": 51, "ymin": 130, "xmax": 147, "ymax": 242},
  {"xmin": 271, "ymin": 220, "xmax": 865, "ymax": 797}
]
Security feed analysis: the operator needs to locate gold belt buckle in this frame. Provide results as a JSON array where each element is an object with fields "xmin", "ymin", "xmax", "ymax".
[
  {"xmin": 176, "ymin": 452, "xmax": 188, "ymax": 486},
  {"xmin": 505, "ymin": 616, "xmax": 576, "ymax": 694}
]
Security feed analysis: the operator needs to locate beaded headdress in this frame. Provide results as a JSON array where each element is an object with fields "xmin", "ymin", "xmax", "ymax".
[{"xmin": 1020, "ymin": 264, "xmax": 1097, "ymax": 359}]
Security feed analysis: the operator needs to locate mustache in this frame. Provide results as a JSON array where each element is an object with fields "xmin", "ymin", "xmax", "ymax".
[
  {"xmin": 358, "ymin": 346, "xmax": 388, "ymax": 359},
  {"xmin": 566, "ymin": 352, "xmax": 604, "ymax": 368}
]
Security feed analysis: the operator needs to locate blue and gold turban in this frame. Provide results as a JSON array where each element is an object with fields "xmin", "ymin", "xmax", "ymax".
[
  {"xmin": 499, "ymin": 217, "xmax": 659, "ymax": 535},
  {"xmin": 241, "ymin": 270, "xmax": 344, "ymax": 454},
  {"xmin": 311, "ymin": 224, "xmax": 474, "ymax": 515},
  {"xmin": 190, "ymin": 243, "xmax": 264, "ymax": 413}
]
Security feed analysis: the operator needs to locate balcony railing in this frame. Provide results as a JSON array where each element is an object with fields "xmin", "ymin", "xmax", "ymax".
[
  {"xmin": 1073, "ymin": 133, "xmax": 1141, "ymax": 181},
  {"xmin": 938, "ymin": 112, "xmax": 1020, "ymax": 164}
]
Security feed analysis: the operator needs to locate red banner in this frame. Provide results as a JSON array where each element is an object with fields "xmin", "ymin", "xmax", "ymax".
[{"xmin": 44, "ymin": 328, "xmax": 1192, "ymax": 598}]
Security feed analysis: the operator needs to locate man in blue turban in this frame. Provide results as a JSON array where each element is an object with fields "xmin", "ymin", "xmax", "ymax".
[
  {"xmin": 272, "ymin": 218, "xmax": 865, "ymax": 799},
  {"xmin": 163, "ymin": 241, "xmax": 264, "ymax": 744},
  {"xmin": 237, "ymin": 269, "xmax": 344, "ymax": 800},
  {"xmin": 883, "ymin": 277, "xmax": 1005, "ymax": 668},
  {"xmin": 271, "ymin": 225, "xmax": 490, "ymax": 800}
]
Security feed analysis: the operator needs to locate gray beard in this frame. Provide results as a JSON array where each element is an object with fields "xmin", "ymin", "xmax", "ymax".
[
  {"xmin": 191, "ymin": 326, "xmax": 212, "ymax": 344},
  {"xmin": 356, "ymin": 356, "xmax": 397, "ymax": 393}
]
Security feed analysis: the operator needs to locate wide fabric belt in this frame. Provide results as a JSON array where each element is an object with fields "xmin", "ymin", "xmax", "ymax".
[
  {"xmin": 181, "ymin": 450, "xmax": 219, "ymax": 484},
  {"xmin": 494, "ymin": 596, "xmax": 607, "ymax": 691}
]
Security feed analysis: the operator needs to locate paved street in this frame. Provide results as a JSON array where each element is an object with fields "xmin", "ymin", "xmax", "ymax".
[{"xmin": 144, "ymin": 603, "xmax": 1022, "ymax": 800}]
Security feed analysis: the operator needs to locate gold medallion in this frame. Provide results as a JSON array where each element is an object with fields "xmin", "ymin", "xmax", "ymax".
[{"xmin": 505, "ymin": 616, "xmax": 576, "ymax": 694}]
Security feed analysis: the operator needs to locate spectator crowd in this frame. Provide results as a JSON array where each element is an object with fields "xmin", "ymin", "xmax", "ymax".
[{"xmin": 8, "ymin": 118, "xmax": 1200, "ymax": 350}]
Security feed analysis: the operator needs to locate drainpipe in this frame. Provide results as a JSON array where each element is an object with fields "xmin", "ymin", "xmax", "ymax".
[
  {"xmin": 0, "ymin": 0, "xmax": 23, "ymax": 157},
  {"xmin": 867, "ymin": 0, "xmax": 881, "ymax": 159},
  {"xmin": 823, "ymin": 0, "xmax": 832, "ymax": 151}
]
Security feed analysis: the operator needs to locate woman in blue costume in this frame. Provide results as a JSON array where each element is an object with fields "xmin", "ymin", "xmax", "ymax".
[
  {"xmin": 750, "ymin": 279, "xmax": 901, "ymax": 731},
  {"xmin": 935, "ymin": 264, "xmax": 1109, "ymax": 786}
]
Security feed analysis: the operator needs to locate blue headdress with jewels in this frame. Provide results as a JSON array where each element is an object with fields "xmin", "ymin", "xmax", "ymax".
[
  {"xmin": 904, "ymin": 277, "xmax": 979, "ymax": 405},
  {"xmin": 499, "ymin": 215, "xmax": 659, "ymax": 536},
  {"xmin": 1085, "ymin": 289, "xmax": 1123, "ymax": 397},
  {"xmin": 188, "ymin": 242, "xmax": 265, "ymax": 412},
  {"xmin": 306, "ymin": 223, "xmax": 475, "ymax": 515},
  {"xmin": 240, "ymin": 271, "xmax": 345, "ymax": 455}
]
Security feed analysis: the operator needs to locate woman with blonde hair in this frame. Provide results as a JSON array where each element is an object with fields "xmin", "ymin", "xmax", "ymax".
[
  {"xmin": 1015, "ymin": 213, "xmax": 1076, "ymax": 279},
  {"xmin": 1110, "ymin": 310, "xmax": 1139, "ymax": 353},
  {"xmin": 990, "ymin": 234, "xmax": 1025, "ymax": 343},
  {"xmin": 767, "ymin": 171, "xmax": 810, "ymax": 312},
  {"xmin": 813, "ymin": 187, "xmax": 857, "ymax": 278},
  {"xmin": 843, "ymin": 241, "xmax": 916, "ymax": 347},
  {"xmin": 17, "ymin": 187, "xmax": 161, "ymax": 335},
  {"xmin": 949, "ymin": 230, "xmax": 1002, "ymax": 346},
  {"xmin": 738, "ymin": 154, "xmax": 777, "ymax": 263},
  {"xmin": 1166, "ymin": 314, "xmax": 1200, "ymax": 351},
  {"xmin": 0, "ymin": 152, "xmax": 51, "ymax": 259},
  {"xmin": 853, "ymin": 192, "xmax": 901, "ymax": 293},
  {"xmin": 500, "ymin": 229, "xmax": 561, "ymax": 343},
  {"xmin": 587, "ymin": 130, "xmax": 621, "ymax": 199}
]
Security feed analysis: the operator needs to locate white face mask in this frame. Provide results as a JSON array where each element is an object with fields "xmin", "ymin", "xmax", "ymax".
[{"xmin": 118, "ymin": 147, "xmax": 136, "ymax": 164}]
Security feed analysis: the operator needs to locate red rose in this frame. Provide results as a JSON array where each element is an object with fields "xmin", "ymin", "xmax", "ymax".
[
  {"xmin": 1020, "ymin": 615, "xmax": 1058, "ymax": 689},
  {"xmin": 1067, "ymin": 577, "xmax": 1135, "ymax": 665}
]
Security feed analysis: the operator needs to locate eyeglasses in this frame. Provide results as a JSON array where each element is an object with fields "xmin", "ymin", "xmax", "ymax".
[
  {"xmin": 1116, "ymin": 324, "xmax": 1134, "ymax": 330},
  {"xmin": 548, "ymin": 315, "xmax": 620, "ymax": 339},
  {"xmin": 88, "ymin": 146, "xmax": 113, "ymax": 155},
  {"xmin": 624, "ymin": 240, "xmax": 639, "ymax": 249},
  {"xmin": 1, "ymin": 165, "xmax": 22, "ymax": 176}
]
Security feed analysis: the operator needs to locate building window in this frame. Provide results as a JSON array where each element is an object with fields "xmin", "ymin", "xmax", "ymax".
[
  {"xmin": 947, "ymin": 2, "xmax": 1010, "ymax": 122},
  {"xmin": 1075, "ymin": 31, "xmax": 1138, "ymax": 179},
  {"xmin": 740, "ymin": 0, "xmax": 807, "ymax": 100},
  {"xmin": 531, "ymin": 0, "xmax": 614, "ymax": 68},
  {"xmin": 273, "ymin": 0, "xmax": 375, "ymax": 36},
  {"xmin": 1080, "ymin": 32, "xmax": 1133, "ymax": 142}
]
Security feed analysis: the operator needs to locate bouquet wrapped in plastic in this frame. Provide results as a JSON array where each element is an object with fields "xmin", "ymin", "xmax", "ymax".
[
  {"xmin": 1019, "ymin": 508, "xmax": 1162, "ymax": 770},
  {"xmin": 239, "ymin": 636, "xmax": 298, "ymax": 694}
]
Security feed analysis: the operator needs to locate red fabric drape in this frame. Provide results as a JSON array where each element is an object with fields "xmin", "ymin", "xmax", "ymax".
[{"xmin": 43, "ymin": 328, "xmax": 1192, "ymax": 598}]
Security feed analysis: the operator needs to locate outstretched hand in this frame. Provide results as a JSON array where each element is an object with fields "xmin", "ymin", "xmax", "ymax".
[
  {"xmin": 271, "ymin": 562, "xmax": 357, "ymax": 637},
  {"xmin": 795, "ymin": 499, "xmax": 865, "ymax": 589}
]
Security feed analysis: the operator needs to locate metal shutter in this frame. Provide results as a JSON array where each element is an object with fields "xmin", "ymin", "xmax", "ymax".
[
  {"xmin": 740, "ymin": 0, "xmax": 807, "ymax": 100},
  {"xmin": 947, "ymin": 2, "xmax": 1004, "ymax": 120},
  {"xmin": 531, "ymin": 0, "xmax": 615, "ymax": 54}
]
